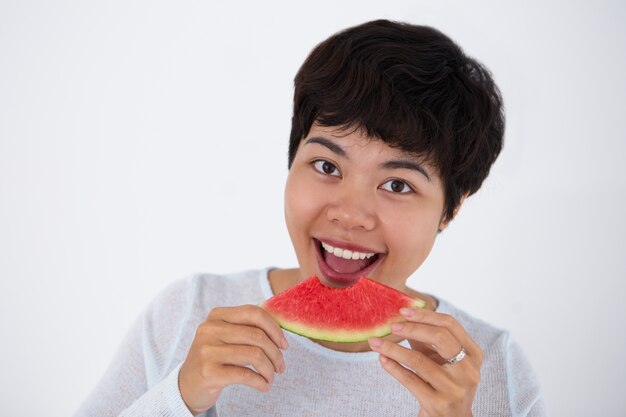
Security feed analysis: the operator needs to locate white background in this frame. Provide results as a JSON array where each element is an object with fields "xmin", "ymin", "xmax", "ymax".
[{"xmin": 1, "ymin": 1, "xmax": 625, "ymax": 416}]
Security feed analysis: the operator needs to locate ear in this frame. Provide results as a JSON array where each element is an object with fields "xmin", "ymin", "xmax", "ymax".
[{"xmin": 438, "ymin": 193, "xmax": 468, "ymax": 232}]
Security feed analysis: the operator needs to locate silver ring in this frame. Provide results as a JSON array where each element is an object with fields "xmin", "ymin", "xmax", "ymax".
[{"xmin": 446, "ymin": 347, "xmax": 466, "ymax": 365}]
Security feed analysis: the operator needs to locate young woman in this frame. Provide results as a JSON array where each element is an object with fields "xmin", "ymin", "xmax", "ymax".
[{"xmin": 74, "ymin": 20, "xmax": 547, "ymax": 417}]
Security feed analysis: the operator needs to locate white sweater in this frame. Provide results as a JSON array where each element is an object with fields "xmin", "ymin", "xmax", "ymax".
[{"xmin": 73, "ymin": 268, "xmax": 548, "ymax": 417}]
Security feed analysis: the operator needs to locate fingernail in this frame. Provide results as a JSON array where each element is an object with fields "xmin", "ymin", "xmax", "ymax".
[
  {"xmin": 264, "ymin": 382, "xmax": 271, "ymax": 392},
  {"xmin": 400, "ymin": 307, "xmax": 414, "ymax": 316},
  {"xmin": 391, "ymin": 322, "xmax": 404, "ymax": 332},
  {"xmin": 369, "ymin": 338, "xmax": 382, "ymax": 348},
  {"xmin": 379, "ymin": 355, "xmax": 389, "ymax": 364},
  {"xmin": 281, "ymin": 338, "xmax": 289, "ymax": 350},
  {"xmin": 280, "ymin": 361, "xmax": 286, "ymax": 373}
]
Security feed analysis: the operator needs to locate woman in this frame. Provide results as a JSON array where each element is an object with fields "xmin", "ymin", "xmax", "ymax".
[{"xmin": 74, "ymin": 20, "xmax": 547, "ymax": 417}]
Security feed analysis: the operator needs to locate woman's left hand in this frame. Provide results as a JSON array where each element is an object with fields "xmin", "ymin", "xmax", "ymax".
[{"xmin": 368, "ymin": 307, "xmax": 483, "ymax": 417}]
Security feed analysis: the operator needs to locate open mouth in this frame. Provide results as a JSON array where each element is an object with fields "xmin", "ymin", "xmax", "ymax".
[{"xmin": 314, "ymin": 238, "xmax": 383, "ymax": 287}]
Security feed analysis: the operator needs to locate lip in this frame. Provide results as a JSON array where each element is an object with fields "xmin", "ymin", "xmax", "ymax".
[
  {"xmin": 317, "ymin": 237, "xmax": 381, "ymax": 255},
  {"xmin": 313, "ymin": 238, "xmax": 384, "ymax": 287}
]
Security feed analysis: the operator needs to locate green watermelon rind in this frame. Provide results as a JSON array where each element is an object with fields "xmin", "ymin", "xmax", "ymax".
[
  {"xmin": 268, "ymin": 298, "xmax": 425, "ymax": 342},
  {"xmin": 261, "ymin": 276, "xmax": 426, "ymax": 343}
]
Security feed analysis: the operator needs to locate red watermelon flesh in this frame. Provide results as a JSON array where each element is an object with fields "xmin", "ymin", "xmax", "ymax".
[{"xmin": 261, "ymin": 275, "xmax": 425, "ymax": 342}]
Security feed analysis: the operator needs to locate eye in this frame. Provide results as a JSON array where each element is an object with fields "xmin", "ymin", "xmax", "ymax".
[
  {"xmin": 380, "ymin": 179, "xmax": 413, "ymax": 194},
  {"xmin": 313, "ymin": 160, "xmax": 341, "ymax": 177}
]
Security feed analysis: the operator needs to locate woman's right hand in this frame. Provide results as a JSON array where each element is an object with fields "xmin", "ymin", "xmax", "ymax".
[{"xmin": 178, "ymin": 305, "xmax": 288, "ymax": 415}]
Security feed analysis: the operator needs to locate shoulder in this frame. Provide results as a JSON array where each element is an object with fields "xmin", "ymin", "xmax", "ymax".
[
  {"xmin": 435, "ymin": 298, "xmax": 508, "ymax": 350},
  {"xmin": 436, "ymin": 299, "xmax": 548, "ymax": 416},
  {"xmin": 435, "ymin": 298, "xmax": 527, "ymax": 372},
  {"xmin": 148, "ymin": 267, "xmax": 272, "ymax": 320},
  {"xmin": 136, "ymin": 268, "xmax": 273, "ymax": 381}
]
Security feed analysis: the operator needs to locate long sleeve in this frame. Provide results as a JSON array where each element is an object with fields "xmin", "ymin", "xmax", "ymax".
[
  {"xmin": 73, "ymin": 277, "xmax": 199, "ymax": 417},
  {"xmin": 505, "ymin": 335, "xmax": 549, "ymax": 417}
]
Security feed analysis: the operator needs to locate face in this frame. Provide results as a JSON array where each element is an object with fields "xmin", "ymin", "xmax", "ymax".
[{"xmin": 284, "ymin": 124, "xmax": 450, "ymax": 291}]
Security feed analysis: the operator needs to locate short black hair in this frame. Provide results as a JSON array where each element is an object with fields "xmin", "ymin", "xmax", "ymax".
[{"xmin": 288, "ymin": 19, "xmax": 504, "ymax": 222}]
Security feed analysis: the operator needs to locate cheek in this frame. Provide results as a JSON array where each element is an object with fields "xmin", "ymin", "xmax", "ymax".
[
  {"xmin": 284, "ymin": 171, "xmax": 323, "ymax": 238},
  {"xmin": 381, "ymin": 206, "xmax": 440, "ymax": 267},
  {"xmin": 284, "ymin": 176, "xmax": 301, "ymax": 234}
]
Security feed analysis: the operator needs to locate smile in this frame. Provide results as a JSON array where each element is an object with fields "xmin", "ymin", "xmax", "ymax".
[
  {"xmin": 314, "ymin": 238, "xmax": 383, "ymax": 287},
  {"xmin": 321, "ymin": 242, "xmax": 376, "ymax": 260}
]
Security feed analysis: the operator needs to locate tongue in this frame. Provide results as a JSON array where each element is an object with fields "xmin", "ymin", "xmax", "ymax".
[{"xmin": 324, "ymin": 252, "xmax": 375, "ymax": 274}]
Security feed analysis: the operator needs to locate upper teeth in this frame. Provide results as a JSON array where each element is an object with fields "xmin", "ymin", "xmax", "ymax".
[{"xmin": 321, "ymin": 242, "xmax": 376, "ymax": 260}]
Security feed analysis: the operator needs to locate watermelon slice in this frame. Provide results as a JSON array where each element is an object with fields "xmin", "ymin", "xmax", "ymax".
[{"xmin": 261, "ymin": 275, "xmax": 425, "ymax": 342}]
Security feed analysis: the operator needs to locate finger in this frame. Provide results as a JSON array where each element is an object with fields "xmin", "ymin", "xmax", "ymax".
[
  {"xmin": 390, "ymin": 321, "xmax": 462, "ymax": 363},
  {"xmin": 211, "ymin": 305, "xmax": 289, "ymax": 350},
  {"xmin": 214, "ymin": 321, "xmax": 286, "ymax": 373},
  {"xmin": 208, "ymin": 344, "xmax": 277, "ymax": 385},
  {"xmin": 215, "ymin": 364, "xmax": 272, "ymax": 393},
  {"xmin": 369, "ymin": 338, "xmax": 453, "ymax": 391},
  {"xmin": 377, "ymin": 354, "xmax": 436, "ymax": 402},
  {"xmin": 400, "ymin": 308, "xmax": 482, "ymax": 361}
]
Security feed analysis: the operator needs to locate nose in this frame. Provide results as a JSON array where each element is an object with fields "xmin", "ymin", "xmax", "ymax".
[{"xmin": 325, "ymin": 188, "xmax": 377, "ymax": 231}]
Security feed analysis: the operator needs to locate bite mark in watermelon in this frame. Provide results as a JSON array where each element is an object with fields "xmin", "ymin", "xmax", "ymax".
[{"xmin": 261, "ymin": 275, "xmax": 425, "ymax": 342}]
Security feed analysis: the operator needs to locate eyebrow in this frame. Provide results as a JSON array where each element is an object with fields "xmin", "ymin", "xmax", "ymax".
[
  {"xmin": 304, "ymin": 135, "xmax": 431, "ymax": 182},
  {"xmin": 304, "ymin": 136, "xmax": 347, "ymax": 158},
  {"xmin": 381, "ymin": 159, "xmax": 431, "ymax": 182}
]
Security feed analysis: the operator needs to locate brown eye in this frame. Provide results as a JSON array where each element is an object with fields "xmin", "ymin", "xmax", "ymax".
[
  {"xmin": 313, "ymin": 160, "xmax": 340, "ymax": 177},
  {"xmin": 381, "ymin": 179, "xmax": 412, "ymax": 193}
]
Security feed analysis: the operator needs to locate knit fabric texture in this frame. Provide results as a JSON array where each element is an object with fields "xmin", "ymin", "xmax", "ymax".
[{"xmin": 73, "ymin": 268, "xmax": 548, "ymax": 417}]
